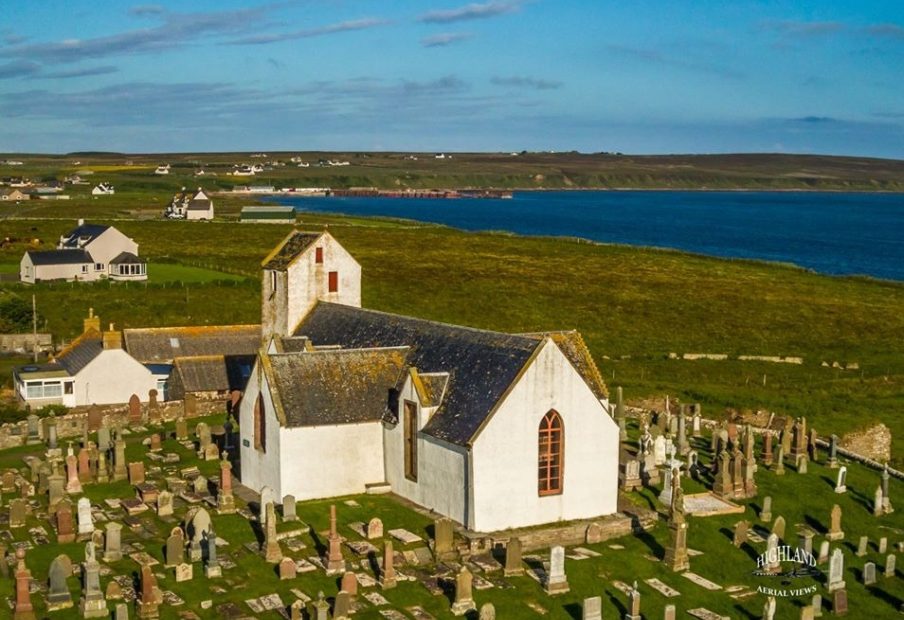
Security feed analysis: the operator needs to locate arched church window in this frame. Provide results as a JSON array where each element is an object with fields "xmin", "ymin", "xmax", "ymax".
[
  {"xmin": 254, "ymin": 393, "xmax": 266, "ymax": 452},
  {"xmin": 538, "ymin": 410, "xmax": 563, "ymax": 495}
]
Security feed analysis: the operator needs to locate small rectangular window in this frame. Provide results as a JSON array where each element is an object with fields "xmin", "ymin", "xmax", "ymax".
[
  {"xmin": 328, "ymin": 271, "xmax": 338, "ymax": 293},
  {"xmin": 81, "ymin": 265, "xmax": 88, "ymax": 273},
  {"xmin": 315, "ymin": 247, "xmax": 323, "ymax": 263},
  {"xmin": 95, "ymin": 263, "xmax": 104, "ymax": 271},
  {"xmin": 64, "ymin": 382, "xmax": 73, "ymax": 395}
]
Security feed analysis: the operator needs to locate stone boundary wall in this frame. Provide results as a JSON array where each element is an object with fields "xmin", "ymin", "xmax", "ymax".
[
  {"xmin": 0, "ymin": 397, "xmax": 226, "ymax": 450},
  {"xmin": 0, "ymin": 333, "xmax": 53, "ymax": 353}
]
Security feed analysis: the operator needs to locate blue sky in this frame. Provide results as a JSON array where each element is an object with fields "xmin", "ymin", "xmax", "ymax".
[{"xmin": 1, "ymin": 1, "xmax": 903, "ymax": 157}]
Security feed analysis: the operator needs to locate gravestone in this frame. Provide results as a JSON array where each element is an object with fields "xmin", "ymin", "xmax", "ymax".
[
  {"xmin": 818, "ymin": 541, "xmax": 830, "ymax": 565},
  {"xmin": 827, "ymin": 548, "xmax": 846, "ymax": 592},
  {"xmin": 113, "ymin": 437, "xmax": 127, "ymax": 481},
  {"xmin": 138, "ymin": 563, "xmax": 161, "ymax": 618},
  {"xmin": 279, "ymin": 557, "xmax": 297, "ymax": 580},
  {"xmin": 165, "ymin": 528, "xmax": 184, "ymax": 567},
  {"xmin": 760, "ymin": 496, "xmax": 773, "ymax": 522},
  {"xmin": 582, "ymin": 595, "xmax": 602, "ymax": 620},
  {"xmin": 128, "ymin": 462, "xmax": 145, "ymax": 485},
  {"xmin": 798, "ymin": 528, "xmax": 815, "ymax": 555},
  {"xmin": 128, "ymin": 394, "xmax": 141, "ymax": 424},
  {"xmin": 79, "ymin": 542, "xmax": 108, "ymax": 618},
  {"xmin": 9, "ymin": 497, "xmax": 27, "ymax": 528},
  {"xmin": 797, "ymin": 454, "xmax": 808, "ymax": 474},
  {"xmin": 585, "ymin": 522, "xmax": 603, "ymax": 544},
  {"xmin": 479, "ymin": 603, "xmax": 496, "ymax": 620},
  {"xmin": 325, "ymin": 504, "xmax": 344, "ymax": 573},
  {"xmin": 626, "ymin": 581, "xmax": 642, "ymax": 620},
  {"xmin": 86, "ymin": 406, "xmax": 103, "ymax": 432},
  {"xmin": 367, "ymin": 516, "xmax": 383, "ymax": 539},
  {"xmin": 505, "ymin": 537, "xmax": 524, "ymax": 576},
  {"xmin": 78, "ymin": 497, "xmax": 94, "ymax": 535},
  {"xmin": 733, "ymin": 521, "xmax": 748, "ymax": 547},
  {"xmin": 264, "ymin": 502, "xmax": 282, "ymax": 563},
  {"xmin": 334, "ymin": 590, "xmax": 351, "ymax": 620},
  {"xmin": 103, "ymin": 522, "xmax": 123, "ymax": 562},
  {"xmin": 341, "ymin": 572, "xmax": 358, "ymax": 598},
  {"xmin": 282, "ymin": 495, "xmax": 297, "ymax": 522},
  {"xmin": 97, "ymin": 425, "xmax": 111, "ymax": 452},
  {"xmin": 811, "ymin": 593, "xmax": 823, "ymax": 618},
  {"xmin": 764, "ymin": 533, "xmax": 781, "ymax": 573},
  {"xmin": 832, "ymin": 589, "xmax": 848, "ymax": 616},
  {"xmin": 826, "ymin": 505, "xmax": 844, "ymax": 541},
  {"xmin": 193, "ymin": 474, "xmax": 208, "ymax": 495},
  {"xmin": 66, "ymin": 452, "xmax": 82, "ymax": 493},
  {"xmin": 772, "ymin": 515, "xmax": 786, "ymax": 541},
  {"xmin": 57, "ymin": 499, "xmax": 75, "ymax": 543},
  {"xmin": 175, "ymin": 562, "xmax": 193, "ymax": 582},
  {"xmin": 189, "ymin": 508, "xmax": 212, "ymax": 562},
  {"xmin": 879, "ymin": 537, "xmax": 887, "ymax": 554},
  {"xmin": 157, "ymin": 490, "xmax": 174, "ymax": 517},
  {"xmin": 205, "ymin": 528, "xmax": 222, "ymax": 578},
  {"xmin": 149, "ymin": 433, "xmax": 161, "ymax": 452},
  {"xmin": 873, "ymin": 486, "xmax": 883, "ymax": 517},
  {"xmin": 451, "ymin": 566, "xmax": 477, "ymax": 616},
  {"xmin": 217, "ymin": 454, "xmax": 236, "ymax": 514},
  {"xmin": 380, "ymin": 540, "xmax": 397, "ymax": 589},
  {"xmin": 863, "ymin": 562, "xmax": 876, "ymax": 585},
  {"xmin": 664, "ymin": 603, "xmax": 676, "ymax": 620},
  {"xmin": 827, "ymin": 434, "xmax": 839, "ymax": 468},
  {"xmin": 545, "ymin": 545, "xmax": 570, "ymax": 594},
  {"xmin": 434, "ymin": 517, "xmax": 455, "ymax": 560},
  {"xmin": 885, "ymin": 554, "xmax": 895, "ymax": 577},
  {"xmin": 175, "ymin": 417, "xmax": 188, "ymax": 441},
  {"xmin": 47, "ymin": 554, "xmax": 74, "ymax": 610},
  {"xmin": 835, "ymin": 467, "xmax": 847, "ymax": 493},
  {"xmin": 856, "ymin": 536, "xmax": 868, "ymax": 557}
]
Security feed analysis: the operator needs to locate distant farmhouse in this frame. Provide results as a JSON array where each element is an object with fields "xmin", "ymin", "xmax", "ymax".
[
  {"xmin": 154, "ymin": 164, "xmax": 170, "ymax": 175},
  {"xmin": 164, "ymin": 187, "xmax": 214, "ymax": 220},
  {"xmin": 91, "ymin": 182, "xmax": 115, "ymax": 195},
  {"xmin": 20, "ymin": 220, "xmax": 147, "ymax": 283},
  {"xmin": 1, "ymin": 189, "xmax": 28, "ymax": 201}
]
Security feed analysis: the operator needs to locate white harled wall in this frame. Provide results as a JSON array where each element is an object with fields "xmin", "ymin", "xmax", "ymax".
[
  {"xmin": 383, "ymin": 376, "xmax": 469, "ymax": 525},
  {"xmin": 238, "ymin": 362, "xmax": 283, "ymax": 497},
  {"xmin": 76, "ymin": 349, "xmax": 157, "ymax": 406},
  {"xmin": 469, "ymin": 339, "xmax": 618, "ymax": 532}
]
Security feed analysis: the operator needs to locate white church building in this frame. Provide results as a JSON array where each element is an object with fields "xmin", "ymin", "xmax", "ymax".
[{"xmin": 239, "ymin": 230, "xmax": 618, "ymax": 532}]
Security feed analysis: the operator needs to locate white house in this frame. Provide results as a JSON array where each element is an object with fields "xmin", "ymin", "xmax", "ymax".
[
  {"xmin": 154, "ymin": 165, "xmax": 170, "ymax": 175},
  {"xmin": 164, "ymin": 188, "xmax": 213, "ymax": 220},
  {"xmin": 14, "ymin": 312, "xmax": 158, "ymax": 408},
  {"xmin": 239, "ymin": 230, "xmax": 617, "ymax": 532},
  {"xmin": 20, "ymin": 220, "xmax": 147, "ymax": 283},
  {"xmin": 91, "ymin": 183, "xmax": 115, "ymax": 195}
]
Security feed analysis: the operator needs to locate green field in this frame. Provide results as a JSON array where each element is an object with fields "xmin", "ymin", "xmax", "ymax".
[{"xmin": 1, "ymin": 214, "xmax": 902, "ymax": 465}]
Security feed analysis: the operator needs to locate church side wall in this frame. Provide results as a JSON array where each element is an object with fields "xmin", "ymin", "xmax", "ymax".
[
  {"xmin": 237, "ymin": 362, "xmax": 283, "ymax": 497},
  {"xmin": 383, "ymin": 379, "xmax": 468, "ymax": 525},
  {"xmin": 75, "ymin": 349, "xmax": 157, "ymax": 406},
  {"xmin": 279, "ymin": 421, "xmax": 384, "ymax": 501},
  {"xmin": 470, "ymin": 340, "xmax": 619, "ymax": 532}
]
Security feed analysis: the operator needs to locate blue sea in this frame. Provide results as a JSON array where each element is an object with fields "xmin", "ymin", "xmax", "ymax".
[{"xmin": 268, "ymin": 191, "xmax": 904, "ymax": 282}]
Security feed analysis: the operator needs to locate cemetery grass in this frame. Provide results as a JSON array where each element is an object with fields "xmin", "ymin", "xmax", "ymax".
[
  {"xmin": 1, "ymin": 215, "xmax": 903, "ymax": 462},
  {"xmin": 1, "ymin": 417, "xmax": 903, "ymax": 619}
]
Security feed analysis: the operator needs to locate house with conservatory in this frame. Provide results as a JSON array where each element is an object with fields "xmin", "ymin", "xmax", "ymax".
[{"xmin": 19, "ymin": 220, "xmax": 147, "ymax": 283}]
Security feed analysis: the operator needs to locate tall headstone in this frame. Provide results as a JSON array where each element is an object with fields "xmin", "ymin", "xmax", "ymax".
[
  {"xmin": 733, "ymin": 521, "xmax": 749, "ymax": 547},
  {"xmin": 863, "ymin": 562, "xmax": 876, "ymax": 585},
  {"xmin": 664, "ymin": 468, "xmax": 690, "ymax": 572},
  {"xmin": 333, "ymin": 590, "xmax": 351, "ymax": 620},
  {"xmin": 834, "ymin": 466, "xmax": 847, "ymax": 493},
  {"xmin": 9, "ymin": 497, "xmax": 27, "ymax": 528},
  {"xmin": 326, "ymin": 504, "xmax": 345, "ymax": 573},
  {"xmin": 204, "ymin": 527, "xmax": 222, "ymax": 578},
  {"xmin": 157, "ymin": 490, "xmax": 173, "ymax": 517},
  {"xmin": 772, "ymin": 515, "xmax": 786, "ymax": 541},
  {"xmin": 128, "ymin": 395, "xmax": 142, "ymax": 424},
  {"xmin": 885, "ymin": 554, "xmax": 896, "ymax": 578},
  {"xmin": 97, "ymin": 425, "xmax": 111, "ymax": 452},
  {"xmin": 451, "ymin": 566, "xmax": 477, "ymax": 616},
  {"xmin": 340, "ymin": 572, "xmax": 358, "ymax": 599},
  {"xmin": 56, "ymin": 499, "xmax": 75, "ymax": 543},
  {"xmin": 774, "ymin": 444, "xmax": 786, "ymax": 475},
  {"xmin": 217, "ymin": 453, "xmax": 236, "ymax": 515},
  {"xmin": 880, "ymin": 465, "xmax": 893, "ymax": 514},
  {"xmin": 827, "ymin": 505, "xmax": 844, "ymax": 541},
  {"xmin": 79, "ymin": 542, "xmax": 108, "ymax": 618},
  {"xmin": 112, "ymin": 436, "xmax": 127, "ymax": 482},
  {"xmin": 827, "ymin": 548, "xmax": 846, "ymax": 592},
  {"xmin": 626, "ymin": 580, "xmax": 641, "ymax": 620},
  {"xmin": 873, "ymin": 486, "xmax": 884, "ymax": 517},
  {"xmin": 13, "ymin": 548, "xmax": 35, "ymax": 620},
  {"xmin": 380, "ymin": 540, "xmax": 397, "ymax": 589},
  {"xmin": 760, "ymin": 496, "xmax": 773, "ymax": 523},
  {"xmin": 827, "ymin": 434, "xmax": 839, "ymax": 468},
  {"xmin": 545, "ymin": 545, "xmax": 570, "ymax": 594},
  {"xmin": 66, "ymin": 451, "xmax": 82, "ymax": 494},
  {"xmin": 264, "ymin": 502, "xmax": 282, "ymax": 563},
  {"xmin": 137, "ymin": 564, "xmax": 161, "ymax": 619},
  {"xmin": 856, "ymin": 536, "xmax": 868, "ymax": 557},
  {"xmin": 764, "ymin": 533, "xmax": 781, "ymax": 574},
  {"xmin": 189, "ymin": 508, "xmax": 211, "ymax": 562},
  {"xmin": 77, "ymin": 497, "xmax": 94, "ymax": 535},
  {"xmin": 762, "ymin": 596, "xmax": 776, "ymax": 620}
]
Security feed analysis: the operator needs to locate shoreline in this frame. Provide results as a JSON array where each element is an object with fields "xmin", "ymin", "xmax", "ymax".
[{"xmin": 246, "ymin": 186, "xmax": 904, "ymax": 197}]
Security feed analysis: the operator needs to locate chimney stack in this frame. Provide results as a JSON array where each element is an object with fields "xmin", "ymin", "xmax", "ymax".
[
  {"xmin": 83, "ymin": 308, "xmax": 101, "ymax": 333},
  {"xmin": 77, "ymin": 218, "xmax": 85, "ymax": 227},
  {"xmin": 103, "ymin": 322, "xmax": 122, "ymax": 350}
]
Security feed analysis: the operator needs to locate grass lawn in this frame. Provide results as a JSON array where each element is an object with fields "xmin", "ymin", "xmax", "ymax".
[
  {"xmin": 0, "ymin": 263, "xmax": 17, "ymax": 274},
  {"xmin": 147, "ymin": 263, "xmax": 248, "ymax": 284},
  {"xmin": 0, "ymin": 413, "xmax": 901, "ymax": 619}
]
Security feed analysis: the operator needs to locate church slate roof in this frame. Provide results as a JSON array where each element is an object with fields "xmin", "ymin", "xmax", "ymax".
[
  {"xmin": 53, "ymin": 329, "xmax": 104, "ymax": 375},
  {"xmin": 266, "ymin": 347, "xmax": 410, "ymax": 427},
  {"xmin": 294, "ymin": 302, "xmax": 542, "ymax": 446},
  {"xmin": 123, "ymin": 325, "xmax": 260, "ymax": 363},
  {"xmin": 261, "ymin": 231, "xmax": 322, "ymax": 271}
]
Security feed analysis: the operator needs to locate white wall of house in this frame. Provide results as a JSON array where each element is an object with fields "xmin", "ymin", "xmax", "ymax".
[
  {"xmin": 469, "ymin": 338, "xmax": 619, "ymax": 532},
  {"xmin": 186, "ymin": 205, "xmax": 214, "ymax": 220},
  {"xmin": 84, "ymin": 227, "xmax": 139, "ymax": 265},
  {"xmin": 383, "ymin": 376, "xmax": 469, "ymax": 525},
  {"xmin": 238, "ymin": 362, "xmax": 283, "ymax": 496},
  {"xmin": 285, "ymin": 232, "xmax": 361, "ymax": 334},
  {"xmin": 279, "ymin": 421, "xmax": 384, "ymax": 501},
  {"xmin": 74, "ymin": 348, "xmax": 158, "ymax": 406},
  {"xmin": 20, "ymin": 255, "xmax": 94, "ymax": 283}
]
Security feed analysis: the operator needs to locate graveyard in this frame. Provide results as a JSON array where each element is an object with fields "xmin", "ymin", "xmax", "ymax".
[{"xmin": 0, "ymin": 397, "xmax": 902, "ymax": 620}]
